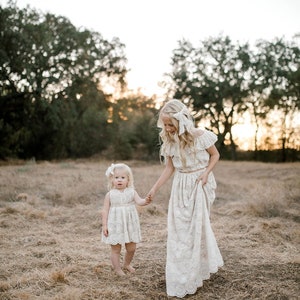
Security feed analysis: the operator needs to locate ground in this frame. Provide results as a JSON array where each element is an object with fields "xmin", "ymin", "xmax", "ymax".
[{"xmin": 0, "ymin": 159, "xmax": 299, "ymax": 299}]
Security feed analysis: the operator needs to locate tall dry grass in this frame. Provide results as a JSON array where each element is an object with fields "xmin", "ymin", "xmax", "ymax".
[{"xmin": 0, "ymin": 159, "xmax": 299, "ymax": 299}]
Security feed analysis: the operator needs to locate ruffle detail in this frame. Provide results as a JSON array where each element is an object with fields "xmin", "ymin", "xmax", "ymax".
[
  {"xmin": 162, "ymin": 129, "xmax": 217, "ymax": 158},
  {"xmin": 194, "ymin": 129, "xmax": 218, "ymax": 150}
]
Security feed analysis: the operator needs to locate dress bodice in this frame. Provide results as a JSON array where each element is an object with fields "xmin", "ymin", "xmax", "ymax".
[
  {"xmin": 109, "ymin": 187, "xmax": 135, "ymax": 207},
  {"xmin": 167, "ymin": 129, "xmax": 217, "ymax": 172},
  {"xmin": 102, "ymin": 187, "xmax": 141, "ymax": 245}
]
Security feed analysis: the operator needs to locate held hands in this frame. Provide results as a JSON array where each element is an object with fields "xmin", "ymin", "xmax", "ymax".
[
  {"xmin": 147, "ymin": 188, "xmax": 155, "ymax": 201},
  {"xmin": 144, "ymin": 194, "xmax": 152, "ymax": 205}
]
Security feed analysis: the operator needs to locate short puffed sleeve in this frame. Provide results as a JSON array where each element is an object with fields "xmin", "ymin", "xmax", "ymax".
[{"xmin": 195, "ymin": 129, "xmax": 218, "ymax": 149}]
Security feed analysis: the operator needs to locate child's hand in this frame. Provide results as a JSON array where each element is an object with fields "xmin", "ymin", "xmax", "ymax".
[{"xmin": 103, "ymin": 226, "xmax": 108, "ymax": 237}]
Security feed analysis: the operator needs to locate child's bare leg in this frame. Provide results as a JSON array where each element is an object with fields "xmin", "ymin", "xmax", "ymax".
[
  {"xmin": 123, "ymin": 242, "xmax": 136, "ymax": 273},
  {"xmin": 110, "ymin": 244, "xmax": 125, "ymax": 276}
]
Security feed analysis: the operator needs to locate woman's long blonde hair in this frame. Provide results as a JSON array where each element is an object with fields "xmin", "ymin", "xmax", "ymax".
[{"xmin": 157, "ymin": 99, "xmax": 196, "ymax": 164}]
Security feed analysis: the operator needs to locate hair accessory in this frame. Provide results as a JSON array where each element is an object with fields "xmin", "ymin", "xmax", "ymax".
[
  {"xmin": 173, "ymin": 108, "xmax": 193, "ymax": 135},
  {"xmin": 105, "ymin": 163, "xmax": 115, "ymax": 177}
]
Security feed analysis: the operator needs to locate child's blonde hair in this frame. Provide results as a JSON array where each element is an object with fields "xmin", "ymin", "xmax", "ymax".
[
  {"xmin": 157, "ymin": 99, "xmax": 196, "ymax": 165},
  {"xmin": 105, "ymin": 163, "xmax": 134, "ymax": 190}
]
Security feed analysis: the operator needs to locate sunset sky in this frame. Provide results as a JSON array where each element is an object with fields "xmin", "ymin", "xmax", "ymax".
[{"xmin": 1, "ymin": 0, "xmax": 299, "ymax": 97}]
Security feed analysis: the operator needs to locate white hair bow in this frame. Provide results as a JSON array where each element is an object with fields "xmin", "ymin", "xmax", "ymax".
[
  {"xmin": 173, "ymin": 108, "xmax": 194, "ymax": 135},
  {"xmin": 105, "ymin": 164, "xmax": 115, "ymax": 177}
]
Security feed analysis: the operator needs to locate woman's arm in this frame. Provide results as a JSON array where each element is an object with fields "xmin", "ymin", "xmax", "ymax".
[
  {"xmin": 198, "ymin": 145, "xmax": 220, "ymax": 185},
  {"xmin": 101, "ymin": 192, "xmax": 110, "ymax": 237},
  {"xmin": 148, "ymin": 157, "xmax": 175, "ymax": 199}
]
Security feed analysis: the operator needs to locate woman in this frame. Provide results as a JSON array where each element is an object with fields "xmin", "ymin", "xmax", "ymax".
[{"xmin": 148, "ymin": 99, "xmax": 223, "ymax": 298}]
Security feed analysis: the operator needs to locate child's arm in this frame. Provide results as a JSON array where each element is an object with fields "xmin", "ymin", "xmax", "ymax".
[
  {"xmin": 133, "ymin": 190, "xmax": 152, "ymax": 206},
  {"xmin": 101, "ymin": 192, "xmax": 110, "ymax": 237}
]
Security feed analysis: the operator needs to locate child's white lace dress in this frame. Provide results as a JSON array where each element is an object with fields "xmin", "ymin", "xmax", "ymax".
[
  {"xmin": 165, "ymin": 129, "xmax": 224, "ymax": 298},
  {"xmin": 101, "ymin": 187, "xmax": 141, "ymax": 244}
]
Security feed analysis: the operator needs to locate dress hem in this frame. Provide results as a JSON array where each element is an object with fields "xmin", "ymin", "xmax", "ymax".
[
  {"xmin": 167, "ymin": 263, "xmax": 224, "ymax": 298},
  {"xmin": 102, "ymin": 239, "xmax": 141, "ymax": 245}
]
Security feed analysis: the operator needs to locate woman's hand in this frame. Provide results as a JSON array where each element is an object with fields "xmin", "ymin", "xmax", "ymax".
[
  {"xmin": 145, "ymin": 194, "xmax": 152, "ymax": 205},
  {"xmin": 147, "ymin": 188, "xmax": 156, "ymax": 200},
  {"xmin": 197, "ymin": 172, "xmax": 209, "ymax": 185}
]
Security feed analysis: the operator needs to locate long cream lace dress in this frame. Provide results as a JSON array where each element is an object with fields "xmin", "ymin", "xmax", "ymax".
[{"xmin": 165, "ymin": 129, "xmax": 224, "ymax": 298}]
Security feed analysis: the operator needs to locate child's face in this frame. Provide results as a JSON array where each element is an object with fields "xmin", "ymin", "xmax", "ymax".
[
  {"xmin": 162, "ymin": 115, "xmax": 177, "ymax": 135},
  {"xmin": 112, "ymin": 168, "xmax": 129, "ymax": 190}
]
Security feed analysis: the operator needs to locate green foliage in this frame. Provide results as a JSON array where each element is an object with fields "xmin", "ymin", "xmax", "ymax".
[
  {"xmin": 104, "ymin": 95, "xmax": 159, "ymax": 160},
  {"xmin": 0, "ymin": 3, "xmax": 299, "ymax": 162},
  {"xmin": 168, "ymin": 35, "xmax": 253, "ymax": 159},
  {"xmin": 0, "ymin": 2, "xmax": 127, "ymax": 159},
  {"xmin": 254, "ymin": 38, "xmax": 300, "ymax": 161},
  {"xmin": 165, "ymin": 34, "xmax": 300, "ymax": 160}
]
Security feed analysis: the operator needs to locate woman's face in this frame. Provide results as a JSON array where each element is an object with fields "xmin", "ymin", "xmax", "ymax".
[
  {"xmin": 162, "ymin": 115, "xmax": 177, "ymax": 135},
  {"xmin": 112, "ymin": 168, "xmax": 129, "ymax": 190}
]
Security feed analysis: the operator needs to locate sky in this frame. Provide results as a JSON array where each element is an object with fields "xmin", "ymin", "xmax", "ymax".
[{"xmin": 1, "ymin": 0, "xmax": 300, "ymax": 96}]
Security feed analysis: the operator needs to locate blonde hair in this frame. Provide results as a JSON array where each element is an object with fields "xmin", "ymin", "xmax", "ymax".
[
  {"xmin": 105, "ymin": 163, "xmax": 134, "ymax": 190},
  {"xmin": 157, "ymin": 99, "xmax": 196, "ymax": 165}
]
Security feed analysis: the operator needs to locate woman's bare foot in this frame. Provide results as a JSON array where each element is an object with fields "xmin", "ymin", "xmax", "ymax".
[{"xmin": 123, "ymin": 265, "xmax": 135, "ymax": 273}]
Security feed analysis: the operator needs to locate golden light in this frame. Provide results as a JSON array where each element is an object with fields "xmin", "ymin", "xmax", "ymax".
[{"xmin": 232, "ymin": 122, "xmax": 256, "ymax": 151}]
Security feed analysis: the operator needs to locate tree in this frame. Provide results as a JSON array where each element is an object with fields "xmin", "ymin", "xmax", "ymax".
[
  {"xmin": 105, "ymin": 93, "xmax": 159, "ymax": 160},
  {"xmin": 166, "ymin": 35, "xmax": 252, "ymax": 159},
  {"xmin": 246, "ymin": 46, "xmax": 271, "ymax": 158},
  {"xmin": 0, "ymin": 2, "xmax": 128, "ymax": 159},
  {"xmin": 255, "ymin": 37, "xmax": 300, "ymax": 161}
]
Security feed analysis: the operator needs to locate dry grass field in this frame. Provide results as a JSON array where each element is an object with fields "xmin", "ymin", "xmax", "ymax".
[{"xmin": 0, "ymin": 159, "xmax": 299, "ymax": 300}]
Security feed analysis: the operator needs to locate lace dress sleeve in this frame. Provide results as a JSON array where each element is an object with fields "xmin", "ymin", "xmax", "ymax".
[{"xmin": 195, "ymin": 129, "xmax": 218, "ymax": 149}]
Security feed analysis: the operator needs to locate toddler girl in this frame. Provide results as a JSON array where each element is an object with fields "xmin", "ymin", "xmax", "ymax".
[{"xmin": 101, "ymin": 163, "xmax": 151, "ymax": 276}]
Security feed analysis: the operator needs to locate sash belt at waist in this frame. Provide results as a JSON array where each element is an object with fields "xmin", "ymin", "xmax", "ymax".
[{"xmin": 178, "ymin": 167, "xmax": 206, "ymax": 173}]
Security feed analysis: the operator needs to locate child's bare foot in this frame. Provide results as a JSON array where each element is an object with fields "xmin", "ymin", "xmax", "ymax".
[
  {"xmin": 115, "ymin": 269, "xmax": 126, "ymax": 276},
  {"xmin": 124, "ymin": 265, "xmax": 135, "ymax": 273}
]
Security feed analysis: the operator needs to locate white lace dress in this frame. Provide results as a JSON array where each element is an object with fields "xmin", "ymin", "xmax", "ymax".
[
  {"xmin": 165, "ymin": 129, "xmax": 224, "ymax": 298},
  {"xmin": 101, "ymin": 187, "xmax": 141, "ymax": 245}
]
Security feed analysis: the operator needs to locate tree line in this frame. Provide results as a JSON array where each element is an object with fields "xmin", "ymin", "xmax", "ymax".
[{"xmin": 1, "ymin": 2, "xmax": 299, "ymax": 162}]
